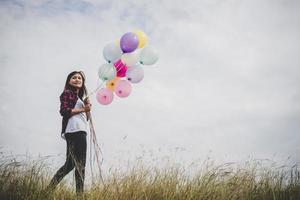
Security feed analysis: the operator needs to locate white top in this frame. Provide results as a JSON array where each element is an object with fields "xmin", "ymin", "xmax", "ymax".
[{"xmin": 62, "ymin": 97, "xmax": 89, "ymax": 139}]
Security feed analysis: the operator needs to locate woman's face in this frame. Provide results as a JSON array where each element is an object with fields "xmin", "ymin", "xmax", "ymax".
[{"xmin": 69, "ymin": 73, "xmax": 83, "ymax": 89}]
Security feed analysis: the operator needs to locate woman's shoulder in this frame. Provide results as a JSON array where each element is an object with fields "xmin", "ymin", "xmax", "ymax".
[{"xmin": 60, "ymin": 89, "xmax": 76, "ymax": 98}]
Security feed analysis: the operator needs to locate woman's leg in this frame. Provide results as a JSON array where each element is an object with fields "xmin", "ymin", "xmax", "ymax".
[
  {"xmin": 47, "ymin": 135, "xmax": 76, "ymax": 190},
  {"xmin": 73, "ymin": 132, "xmax": 87, "ymax": 193}
]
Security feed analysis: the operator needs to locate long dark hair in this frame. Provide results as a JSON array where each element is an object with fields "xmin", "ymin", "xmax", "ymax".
[{"xmin": 64, "ymin": 71, "xmax": 88, "ymax": 100}]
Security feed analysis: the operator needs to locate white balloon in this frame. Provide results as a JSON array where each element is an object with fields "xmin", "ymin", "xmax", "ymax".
[
  {"xmin": 121, "ymin": 50, "xmax": 140, "ymax": 67},
  {"xmin": 126, "ymin": 64, "xmax": 144, "ymax": 83},
  {"xmin": 103, "ymin": 42, "xmax": 122, "ymax": 63},
  {"xmin": 140, "ymin": 46, "xmax": 159, "ymax": 65}
]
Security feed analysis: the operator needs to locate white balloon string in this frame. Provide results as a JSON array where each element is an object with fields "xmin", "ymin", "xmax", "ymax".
[
  {"xmin": 87, "ymin": 59, "xmax": 126, "ymax": 185},
  {"xmin": 88, "ymin": 111, "xmax": 105, "ymax": 184},
  {"xmin": 87, "ymin": 81, "xmax": 105, "ymax": 98}
]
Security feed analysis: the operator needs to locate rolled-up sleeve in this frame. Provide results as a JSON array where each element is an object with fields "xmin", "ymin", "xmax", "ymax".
[{"xmin": 59, "ymin": 91, "xmax": 72, "ymax": 118}]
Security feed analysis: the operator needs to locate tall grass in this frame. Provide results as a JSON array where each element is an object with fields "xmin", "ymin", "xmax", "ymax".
[{"xmin": 0, "ymin": 154, "xmax": 299, "ymax": 200}]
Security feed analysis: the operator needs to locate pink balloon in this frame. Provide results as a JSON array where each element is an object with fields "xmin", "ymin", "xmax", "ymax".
[
  {"xmin": 115, "ymin": 80, "xmax": 132, "ymax": 98},
  {"xmin": 114, "ymin": 59, "xmax": 128, "ymax": 77},
  {"xmin": 96, "ymin": 88, "xmax": 114, "ymax": 105}
]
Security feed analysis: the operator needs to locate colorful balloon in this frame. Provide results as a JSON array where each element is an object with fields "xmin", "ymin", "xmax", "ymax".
[
  {"xmin": 126, "ymin": 65, "xmax": 144, "ymax": 83},
  {"xmin": 98, "ymin": 63, "xmax": 116, "ymax": 81},
  {"xmin": 134, "ymin": 30, "xmax": 148, "ymax": 48},
  {"xmin": 96, "ymin": 88, "xmax": 114, "ymax": 105},
  {"xmin": 120, "ymin": 32, "xmax": 139, "ymax": 53},
  {"xmin": 115, "ymin": 80, "xmax": 132, "ymax": 98},
  {"xmin": 121, "ymin": 50, "xmax": 140, "ymax": 67},
  {"xmin": 103, "ymin": 42, "xmax": 122, "ymax": 63},
  {"xmin": 96, "ymin": 30, "xmax": 158, "ymax": 105},
  {"xmin": 114, "ymin": 59, "xmax": 128, "ymax": 77},
  {"xmin": 140, "ymin": 46, "xmax": 159, "ymax": 65},
  {"xmin": 106, "ymin": 76, "xmax": 120, "ymax": 91}
]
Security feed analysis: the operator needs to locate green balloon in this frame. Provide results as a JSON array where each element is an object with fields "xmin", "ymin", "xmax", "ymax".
[{"xmin": 140, "ymin": 46, "xmax": 159, "ymax": 65}]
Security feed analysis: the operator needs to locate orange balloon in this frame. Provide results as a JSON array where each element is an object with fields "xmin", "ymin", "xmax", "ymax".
[{"xmin": 106, "ymin": 77, "xmax": 120, "ymax": 91}]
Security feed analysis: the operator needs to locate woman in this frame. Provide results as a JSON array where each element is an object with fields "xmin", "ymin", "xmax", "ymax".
[{"xmin": 47, "ymin": 71, "xmax": 91, "ymax": 193}]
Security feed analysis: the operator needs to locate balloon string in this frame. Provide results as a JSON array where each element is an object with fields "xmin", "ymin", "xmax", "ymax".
[
  {"xmin": 88, "ymin": 111, "xmax": 104, "ymax": 184},
  {"xmin": 87, "ymin": 60, "xmax": 126, "ymax": 185},
  {"xmin": 85, "ymin": 90, "xmax": 104, "ymax": 185},
  {"xmin": 87, "ymin": 81, "xmax": 105, "ymax": 98}
]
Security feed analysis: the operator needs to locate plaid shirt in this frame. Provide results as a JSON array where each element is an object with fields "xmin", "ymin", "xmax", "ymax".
[{"xmin": 60, "ymin": 89, "xmax": 78, "ymax": 134}]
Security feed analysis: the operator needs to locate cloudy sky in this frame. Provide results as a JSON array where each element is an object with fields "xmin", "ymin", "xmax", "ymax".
[{"xmin": 1, "ymin": 0, "xmax": 300, "ymax": 173}]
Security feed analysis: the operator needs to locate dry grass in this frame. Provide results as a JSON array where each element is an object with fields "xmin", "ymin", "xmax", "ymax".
[{"xmin": 0, "ymin": 153, "xmax": 299, "ymax": 200}]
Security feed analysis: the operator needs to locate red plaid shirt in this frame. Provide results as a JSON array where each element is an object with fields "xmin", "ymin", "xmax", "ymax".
[{"xmin": 59, "ymin": 89, "xmax": 78, "ymax": 134}]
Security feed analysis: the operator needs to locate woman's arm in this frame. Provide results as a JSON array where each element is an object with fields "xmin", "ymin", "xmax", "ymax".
[
  {"xmin": 59, "ymin": 90, "xmax": 72, "ymax": 118},
  {"xmin": 70, "ymin": 105, "xmax": 91, "ymax": 116},
  {"xmin": 60, "ymin": 90, "xmax": 91, "ymax": 118},
  {"xmin": 70, "ymin": 108, "xmax": 85, "ymax": 116}
]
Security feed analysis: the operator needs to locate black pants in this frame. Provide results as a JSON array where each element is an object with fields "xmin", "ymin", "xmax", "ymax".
[{"xmin": 48, "ymin": 131, "xmax": 87, "ymax": 193}]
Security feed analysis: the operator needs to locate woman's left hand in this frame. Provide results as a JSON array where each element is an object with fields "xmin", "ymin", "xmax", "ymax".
[
  {"xmin": 84, "ymin": 97, "xmax": 92, "ymax": 107},
  {"xmin": 84, "ymin": 97, "xmax": 90, "ymax": 104},
  {"xmin": 83, "ymin": 97, "xmax": 91, "ymax": 121}
]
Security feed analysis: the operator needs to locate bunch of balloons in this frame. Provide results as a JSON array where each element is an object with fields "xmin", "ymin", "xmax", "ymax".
[{"xmin": 96, "ymin": 30, "xmax": 158, "ymax": 105}]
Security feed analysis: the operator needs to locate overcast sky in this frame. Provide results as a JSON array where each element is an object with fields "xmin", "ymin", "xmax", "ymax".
[{"xmin": 1, "ymin": 0, "xmax": 300, "ymax": 173}]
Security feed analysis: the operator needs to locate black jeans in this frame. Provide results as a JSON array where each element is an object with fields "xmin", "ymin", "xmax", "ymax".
[{"xmin": 48, "ymin": 131, "xmax": 87, "ymax": 193}]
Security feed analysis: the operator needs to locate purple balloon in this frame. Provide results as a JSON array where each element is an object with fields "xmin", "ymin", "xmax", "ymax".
[{"xmin": 120, "ymin": 32, "xmax": 139, "ymax": 53}]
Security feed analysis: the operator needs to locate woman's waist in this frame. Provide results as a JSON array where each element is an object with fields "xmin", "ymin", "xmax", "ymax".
[
  {"xmin": 68, "ymin": 113, "xmax": 88, "ymax": 122},
  {"xmin": 64, "ymin": 131, "xmax": 87, "ymax": 139}
]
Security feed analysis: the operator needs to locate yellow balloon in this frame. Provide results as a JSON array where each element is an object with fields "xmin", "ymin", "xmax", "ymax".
[
  {"xmin": 134, "ymin": 30, "xmax": 148, "ymax": 48},
  {"xmin": 106, "ymin": 76, "xmax": 120, "ymax": 91},
  {"xmin": 115, "ymin": 39, "xmax": 120, "ymax": 47}
]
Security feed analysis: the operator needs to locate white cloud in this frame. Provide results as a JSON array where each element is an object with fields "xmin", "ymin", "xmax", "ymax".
[{"xmin": 0, "ymin": 0, "xmax": 300, "ymax": 171}]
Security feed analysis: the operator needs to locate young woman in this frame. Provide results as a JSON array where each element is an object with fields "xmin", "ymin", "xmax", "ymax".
[{"xmin": 47, "ymin": 71, "xmax": 91, "ymax": 193}]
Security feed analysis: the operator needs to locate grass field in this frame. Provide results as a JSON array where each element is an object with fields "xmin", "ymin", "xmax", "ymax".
[{"xmin": 0, "ymin": 154, "xmax": 299, "ymax": 200}]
